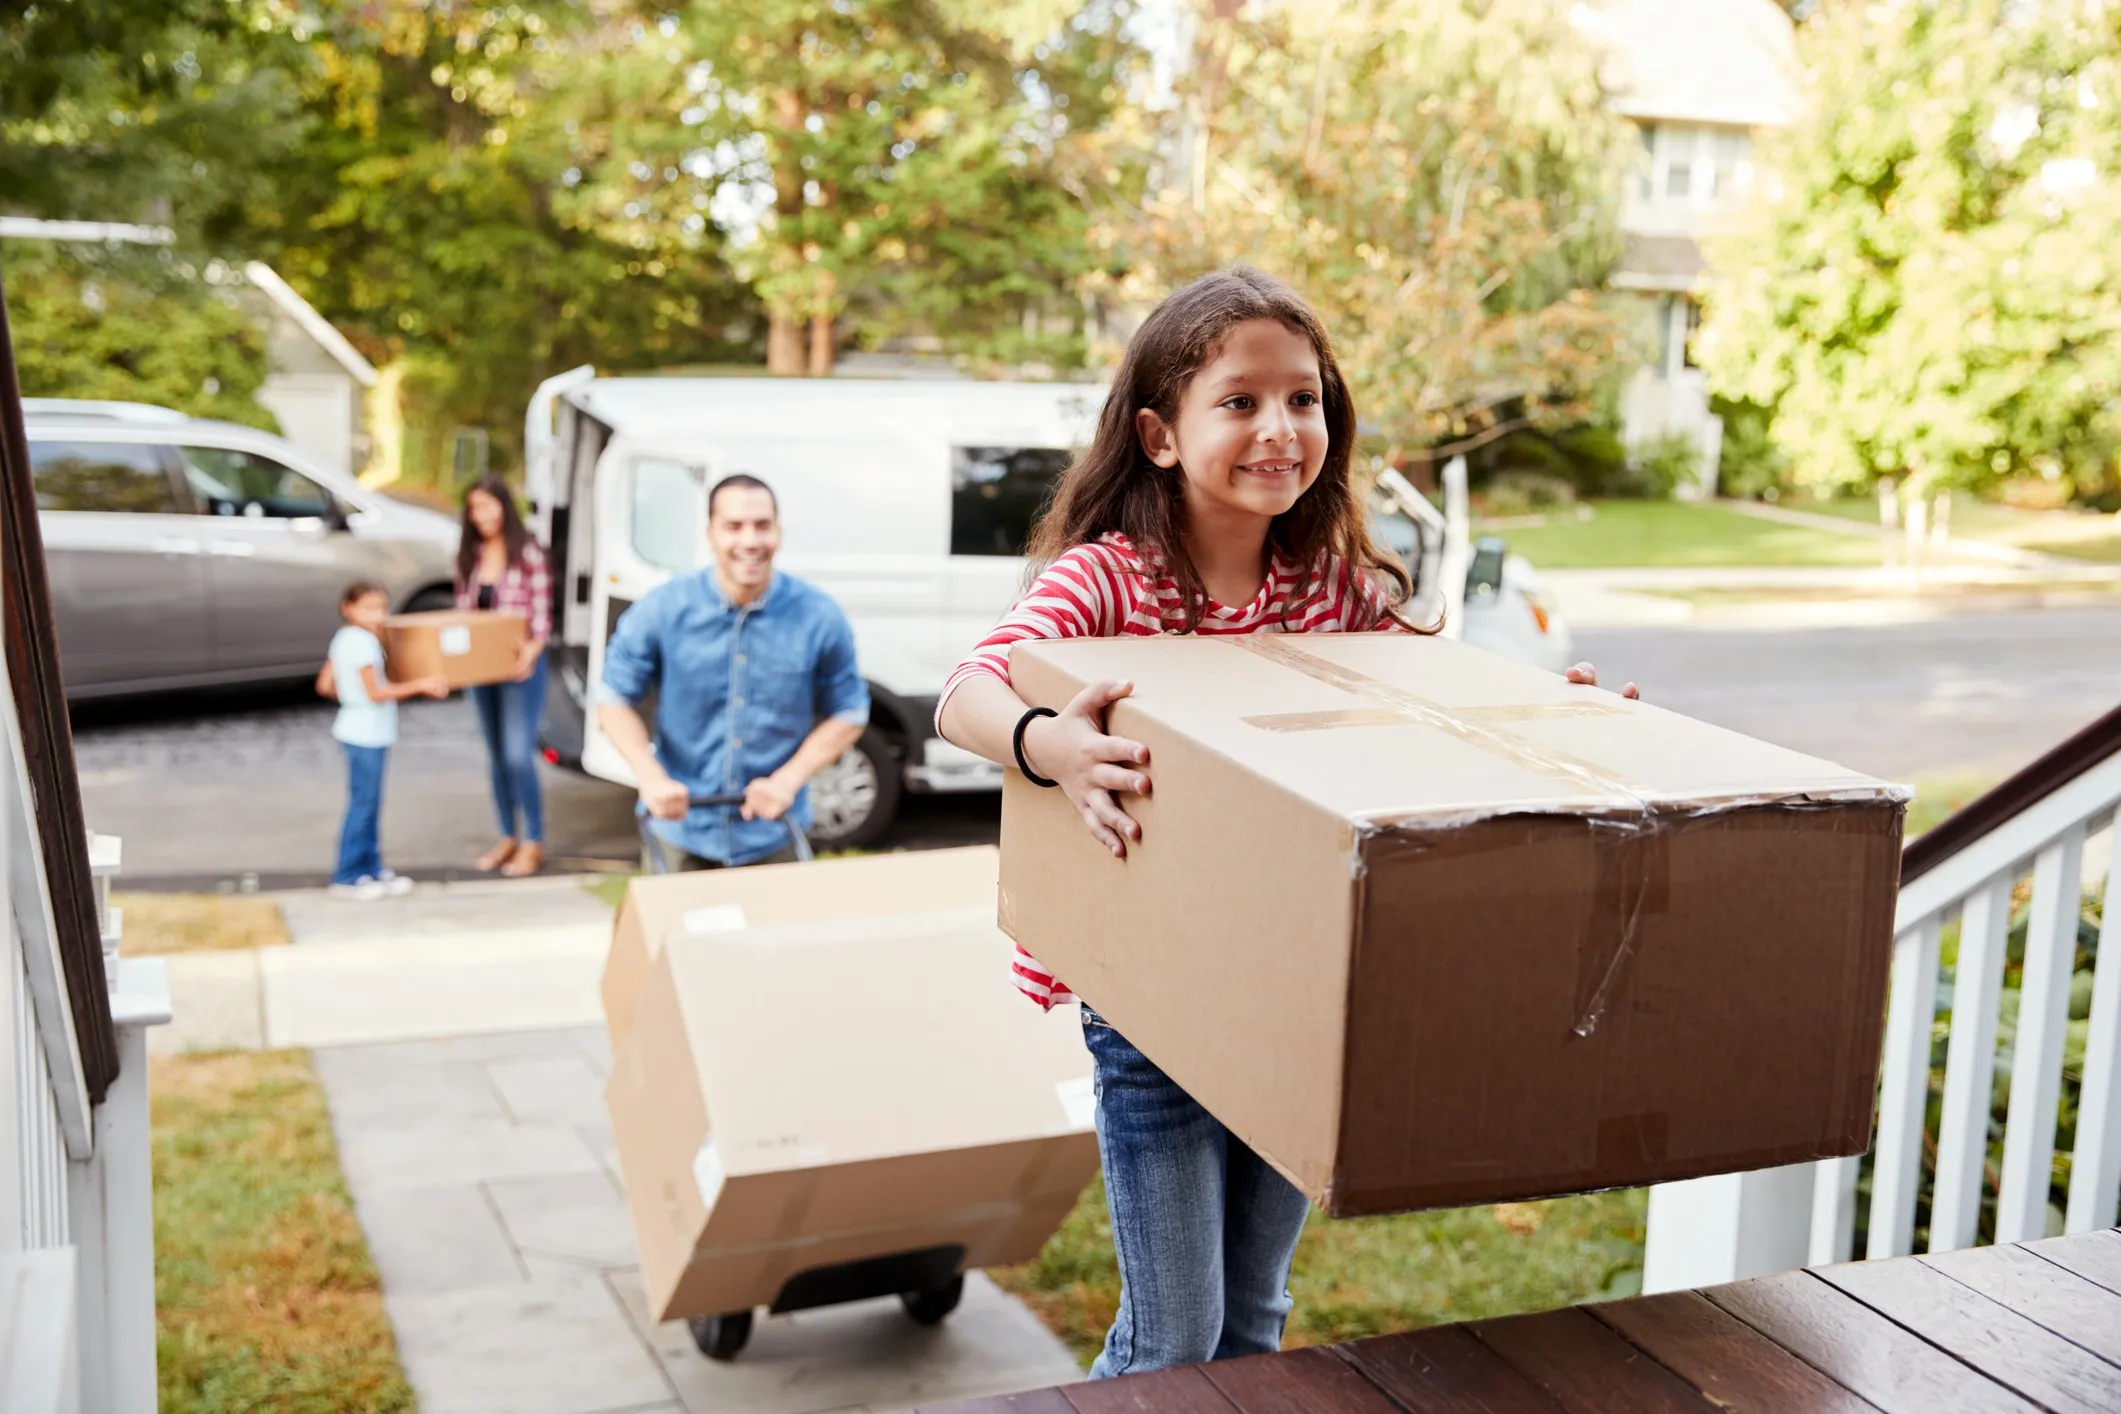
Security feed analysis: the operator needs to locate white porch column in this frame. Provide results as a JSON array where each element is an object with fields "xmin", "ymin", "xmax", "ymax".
[
  {"xmin": 1642, "ymin": 1163, "xmax": 1816, "ymax": 1294},
  {"xmin": 67, "ymin": 958, "xmax": 170, "ymax": 1414}
]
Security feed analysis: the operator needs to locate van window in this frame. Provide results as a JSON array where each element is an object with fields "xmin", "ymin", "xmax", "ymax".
[
  {"xmin": 951, "ymin": 446, "xmax": 1071, "ymax": 557},
  {"xmin": 29, "ymin": 441, "xmax": 185, "ymax": 514},
  {"xmin": 181, "ymin": 447, "xmax": 335, "ymax": 518},
  {"xmin": 631, "ymin": 458, "xmax": 703, "ymax": 571}
]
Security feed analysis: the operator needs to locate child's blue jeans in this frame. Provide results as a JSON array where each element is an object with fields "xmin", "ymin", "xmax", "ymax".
[
  {"xmin": 333, "ymin": 743, "xmax": 388, "ymax": 885},
  {"xmin": 1081, "ymin": 1003, "xmax": 1311, "ymax": 1379}
]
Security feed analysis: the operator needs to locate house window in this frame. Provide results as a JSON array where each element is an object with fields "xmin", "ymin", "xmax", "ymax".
[{"xmin": 1708, "ymin": 130, "xmax": 1752, "ymax": 200}]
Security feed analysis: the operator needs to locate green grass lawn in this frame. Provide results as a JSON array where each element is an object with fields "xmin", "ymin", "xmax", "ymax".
[
  {"xmin": 154, "ymin": 1051, "xmax": 414, "ymax": 1414},
  {"xmin": 992, "ymin": 1177, "xmax": 1645, "ymax": 1367},
  {"xmin": 1480, "ymin": 500, "xmax": 1885, "ymax": 569},
  {"xmin": 1800, "ymin": 498, "xmax": 2121, "ymax": 563}
]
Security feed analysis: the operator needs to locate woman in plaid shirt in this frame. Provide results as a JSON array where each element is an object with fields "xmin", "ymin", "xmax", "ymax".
[{"xmin": 457, "ymin": 476, "xmax": 553, "ymax": 877}]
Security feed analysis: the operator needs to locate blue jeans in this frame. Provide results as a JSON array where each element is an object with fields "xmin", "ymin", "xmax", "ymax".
[
  {"xmin": 468, "ymin": 657, "xmax": 546, "ymax": 843},
  {"xmin": 1082, "ymin": 1005, "xmax": 1311, "ymax": 1379},
  {"xmin": 333, "ymin": 743, "xmax": 388, "ymax": 885}
]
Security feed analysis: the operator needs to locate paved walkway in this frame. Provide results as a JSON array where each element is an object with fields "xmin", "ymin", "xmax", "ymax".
[{"xmin": 156, "ymin": 879, "xmax": 1086, "ymax": 1414}]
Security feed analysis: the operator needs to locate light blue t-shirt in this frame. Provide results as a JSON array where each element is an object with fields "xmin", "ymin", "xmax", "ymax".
[{"xmin": 329, "ymin": 626, "xmax": 398, "ymax": 748}]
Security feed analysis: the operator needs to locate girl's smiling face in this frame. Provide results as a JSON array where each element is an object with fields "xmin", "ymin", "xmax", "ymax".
[{"xmin": 1135, "ymin": 317, "xmax": 1328, "ymax": 529}]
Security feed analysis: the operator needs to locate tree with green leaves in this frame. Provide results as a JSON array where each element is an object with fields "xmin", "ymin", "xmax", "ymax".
[
  {"xmin": 593, "ymin": 0, "xmax": 1149, "ymax": 374},
  {"xmin": 1112, "ymin": 0, "xmax": 1629, "ymax": 463},
  {"xmin": 1700, "ymin": 0, "xmax": 2121, "ymax": 506},
  {"xmin": 4, "ymin": 240, "xmax": 275, "ymax": 427}
]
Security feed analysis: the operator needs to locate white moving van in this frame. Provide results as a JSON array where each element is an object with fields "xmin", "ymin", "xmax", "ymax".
[{"xmin": 524, "ymin": 369, "xmax": 1571, "ymax": 848}]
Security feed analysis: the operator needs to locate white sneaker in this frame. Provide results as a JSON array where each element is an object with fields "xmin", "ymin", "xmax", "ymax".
[
  {"xmin": 377, "ymin": 871, "xmax": 415, "ymax": 896},
  {"xmin": 329, "ymin": 877, "xmax": 387, "ymax": 901}
]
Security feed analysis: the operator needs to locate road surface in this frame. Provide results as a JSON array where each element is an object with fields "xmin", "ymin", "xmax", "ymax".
[{"xmin": 73, "ymin": 606, "xmax": 2121, "ymax": 890}]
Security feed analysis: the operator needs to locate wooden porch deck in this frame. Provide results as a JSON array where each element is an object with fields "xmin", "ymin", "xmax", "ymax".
[{"xmin": 928, "ymin": 1228, "xmax": 2121, "ymax": 1413}]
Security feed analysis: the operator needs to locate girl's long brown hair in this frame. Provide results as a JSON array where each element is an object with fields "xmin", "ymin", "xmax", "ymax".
[
  {"xmin": 456, "ymin": 475, "xmax": 532, "ymax": 587},
  {"xmin": 1027, "ymin": 268, "xmax": 1428, "ymax": 633}
]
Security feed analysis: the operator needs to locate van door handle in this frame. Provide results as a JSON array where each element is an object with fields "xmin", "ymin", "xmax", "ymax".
[
  {"xmin": 208, "ymin": 541, "xmax": 257, "ymax": 558},
  {"xmin": 151, "ymin": 536, "xmax": 202, "ymax": 555}
]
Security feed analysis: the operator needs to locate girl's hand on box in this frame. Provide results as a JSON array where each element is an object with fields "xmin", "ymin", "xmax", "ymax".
[
  {"xmin": 1567, "ymin": 662, "xmax": 1641, "ymax": 700},
  {"xmin": 1024, "ymin": 678, "xmax": 1152, "ymax": 859},
  {"xmin": 420, "ymin": 675, "xmax": 451, "ymax": 700}
]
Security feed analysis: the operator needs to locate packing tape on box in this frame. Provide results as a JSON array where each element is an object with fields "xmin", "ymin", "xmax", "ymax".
[{"xmin": 1231, "ymin": 635, "xmax": 1909, "ymax": 1039}]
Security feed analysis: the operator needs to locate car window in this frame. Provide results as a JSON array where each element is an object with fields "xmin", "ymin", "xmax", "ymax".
[
  {"xmin": 951, "ymin": 446, "xmax": 1071, "ymax": 557},
  {"xmin": 631, "ymin": 457, "xmax": 704, "ymax": 571},
  {"xmin": 180, "ymin": 447, "xmax": 335, "ymax": 519},
  {"xmin": 29, "ymin": 441, "xmax": 185, "ymax": 514}
]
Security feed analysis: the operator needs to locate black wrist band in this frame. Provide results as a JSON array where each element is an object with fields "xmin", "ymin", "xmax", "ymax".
[{"xmin": 1012, "ymin": 707, "xmax": 1060, "ymax": 787}]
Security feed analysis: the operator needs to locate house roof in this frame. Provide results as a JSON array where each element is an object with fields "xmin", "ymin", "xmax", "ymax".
[
  {"xmin": 1578, "ymin": 0, "xmax": 1801, "ymax": 129},
  {"xmin": 1611, "ymin": 233, "xmax": 1707, "ymax": 292},
  {"xmin": 241, "ymin": 261, "xmax": 378, "ymax": 388}
]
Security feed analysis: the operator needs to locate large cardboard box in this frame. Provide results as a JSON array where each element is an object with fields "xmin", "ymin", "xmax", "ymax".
[
  {"xmin": 608, "ymin": 906, "xmax": 1100, "ymax": 1321},
  {"xmin": 1000, "ymin": 633, "xmax": 1906, "ymax": 1218},
  {"xmin": 603, "ymin": 846, "xmax": 1001, "ymax": 1050},
  {"xmin": 384, "ymin": 609, "xmax": 526, "ymax": 689}
]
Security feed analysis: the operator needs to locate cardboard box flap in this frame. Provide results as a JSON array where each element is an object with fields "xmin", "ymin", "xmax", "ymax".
[
  {"xmin": 662, "ymin": 906, "xmax": 1093, "ymax": 1180},
  {"xmin": 1010, "ymin": 634, "xmax": 1907, "ymax": 829},
  {"xmin": 604, "ymin": 845, "xmax": 1001, "ymax": 1045}
]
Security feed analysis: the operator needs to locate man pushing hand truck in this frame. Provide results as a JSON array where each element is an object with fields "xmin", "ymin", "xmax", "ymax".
[{"xmin": 594, "ymin": 473, "xmax": 868, "ymax": 872}]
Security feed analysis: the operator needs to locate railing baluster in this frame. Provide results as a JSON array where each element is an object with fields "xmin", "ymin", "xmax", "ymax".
[
  {"xmin": 1867, "ymin": 917, "xmax": 1943, "ymax": 1259},
  {"xmin": 1930, "ymin": 876, "xmax": 2013, "ymax": 1252},
  {"xmin": 1996, "ymin": 824, "xmax": 2087, "ymax": 1243},
  {"xmin": 2065, "ymin": 841, "xmax": 2120, "ymax": 1232},
  {"xmin": 1808, "ymin": 1153, "xmax": 1860, "ymax": 1266}
]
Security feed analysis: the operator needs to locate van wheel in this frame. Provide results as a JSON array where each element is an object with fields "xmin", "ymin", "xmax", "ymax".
[
  {"xmin": 404, "ymin": 585, "xmax": 455, "ymax": 614},
  {"xmin": 901, "ymin": 1276, "xmax": 964, "ymax": 1326},
  {"xmin": 805, "ymin": 726, "xmax": 901, "ymax": 852},
  {"xmin": 687, "ymin": 1311, "xmax": 752, "ymax": 1361}
]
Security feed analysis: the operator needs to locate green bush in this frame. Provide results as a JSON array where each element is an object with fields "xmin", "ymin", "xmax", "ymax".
[
  {"xmin": 1478, "ymin": 470, "xmax": 1577, "ymax": 518},
  {"xmin": 1612, "ymin": 431, "xmax": 1699, "ymax": 499},
  {"xmin": 1712, "ymin": 397, "xmax": 1793, "ymax": 501},
  {"xmin": 1, "ymin": 241, "xmax": 276, "ymax": 429}
]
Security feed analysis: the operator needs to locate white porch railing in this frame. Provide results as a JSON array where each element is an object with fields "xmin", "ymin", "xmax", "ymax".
[
  {"xmin": 1, "ymin": 636, "xmax": 170, "ymax": 1411},
  {"xmin": 1645, "ymin": 718, "xmax": 2121, "ymax": 1290}
]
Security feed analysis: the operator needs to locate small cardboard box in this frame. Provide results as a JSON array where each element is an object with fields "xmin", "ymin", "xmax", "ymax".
[
  {"xmin": 1000, "ymin": 633, "xmax": 1907, "ymax": 1218},
  {"xmin": 384, "ymin": 610, "xmax": 526, "ymax": 689},
  {"xmin": 603, "ymin": 845, "xmax": 1002, "ymax": 1050},
  {"xmin": 608, "ymin": 906, "xmax": 1100, "ymax": 1322}
]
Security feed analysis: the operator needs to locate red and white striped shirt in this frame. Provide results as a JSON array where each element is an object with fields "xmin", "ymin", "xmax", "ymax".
[{"xmin": 938, "ymin": 532, "xmax": 1398, "ymax": 1009}]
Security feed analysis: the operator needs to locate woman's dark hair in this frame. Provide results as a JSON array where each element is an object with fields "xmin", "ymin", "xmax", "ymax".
[
  {"xmin": 1026, "ymin": 267, "xmax": 1425, "ymax": 632},
  {"xmin": 457, "ymin": 476, "xmax": 531, "ymax": 587}
]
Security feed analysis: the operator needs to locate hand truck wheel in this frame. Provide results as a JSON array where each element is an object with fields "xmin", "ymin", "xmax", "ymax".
[
  {"xmin": 687, "ymin": 1310, "xmax": 753, "ymax": 1361},
  {"xmin": 900, "ymin": 1274, "xmax": 965, "ymax": 1327}
]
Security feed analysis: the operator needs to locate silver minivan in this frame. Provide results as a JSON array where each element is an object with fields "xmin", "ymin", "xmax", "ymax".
[{"xmin": 26, "ymin": 399, "xmax": 461, "ymax": 699}]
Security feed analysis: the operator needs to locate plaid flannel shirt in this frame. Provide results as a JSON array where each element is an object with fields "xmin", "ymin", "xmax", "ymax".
[{"xmin": 456, "ymin": 540, "xmax": 553, "ymax": 641}]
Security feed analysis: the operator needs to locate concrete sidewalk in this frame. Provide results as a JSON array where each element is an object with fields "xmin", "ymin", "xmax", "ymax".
[{"xmin": 156, "ymin": 879, "xmax": 1086, "ymax": 1414}]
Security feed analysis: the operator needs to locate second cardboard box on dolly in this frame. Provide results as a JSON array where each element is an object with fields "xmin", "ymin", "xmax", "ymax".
[
  {"xmin": 1000, "ymin": 632, "xmax": 1908, "ymax": 1218},
  {"xmin": 602, "ymin": 849, "xmax": 1100, "ymax": 1331}
]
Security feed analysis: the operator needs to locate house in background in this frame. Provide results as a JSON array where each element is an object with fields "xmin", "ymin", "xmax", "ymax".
[
  {"xmin": 238, "ymin": 260, "xmax": 379, "ymax": 480},
  {"xmin": 0, "ymin": 220, "xmax": 377, "ymax": 479},
  {"xmin": 1580, "ymin": 0, "xmax": 1802, "ymax": 493}
]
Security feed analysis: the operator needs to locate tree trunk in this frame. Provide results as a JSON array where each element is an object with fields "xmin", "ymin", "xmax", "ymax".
[
  {"xmin": 767, "ymin": 311, "xmax": 805, "ymax": 375},
  {"xmin": 806, "ymin": 312, "xmax": 836, "ymax": 377}
]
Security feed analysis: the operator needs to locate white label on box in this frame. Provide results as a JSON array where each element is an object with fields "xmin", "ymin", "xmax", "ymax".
[
  {"xmin": 438, "ymin": 625, "xmax": 472, "ymax": 656},
  {"xmin": 692, "ymin": 1137, "xmax": 726, "ymax": 1209},
  {"xmin": 1055, "ymin": 1076, "xmax": 1097, "ymax": 1130},
  {"xmin": 681, "ymin": 904, "xmax": 750, "ymax": 934}
]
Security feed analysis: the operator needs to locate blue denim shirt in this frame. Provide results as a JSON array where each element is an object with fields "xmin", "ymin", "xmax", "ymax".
[{"xmin": 598, "ymin": 570, "xmax": 868, "ymax": 864}]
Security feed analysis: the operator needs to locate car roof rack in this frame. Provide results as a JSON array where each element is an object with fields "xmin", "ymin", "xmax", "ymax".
[{"xmin": 22, "ymin": 398, "xmax": 190, "ymax": 426}]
